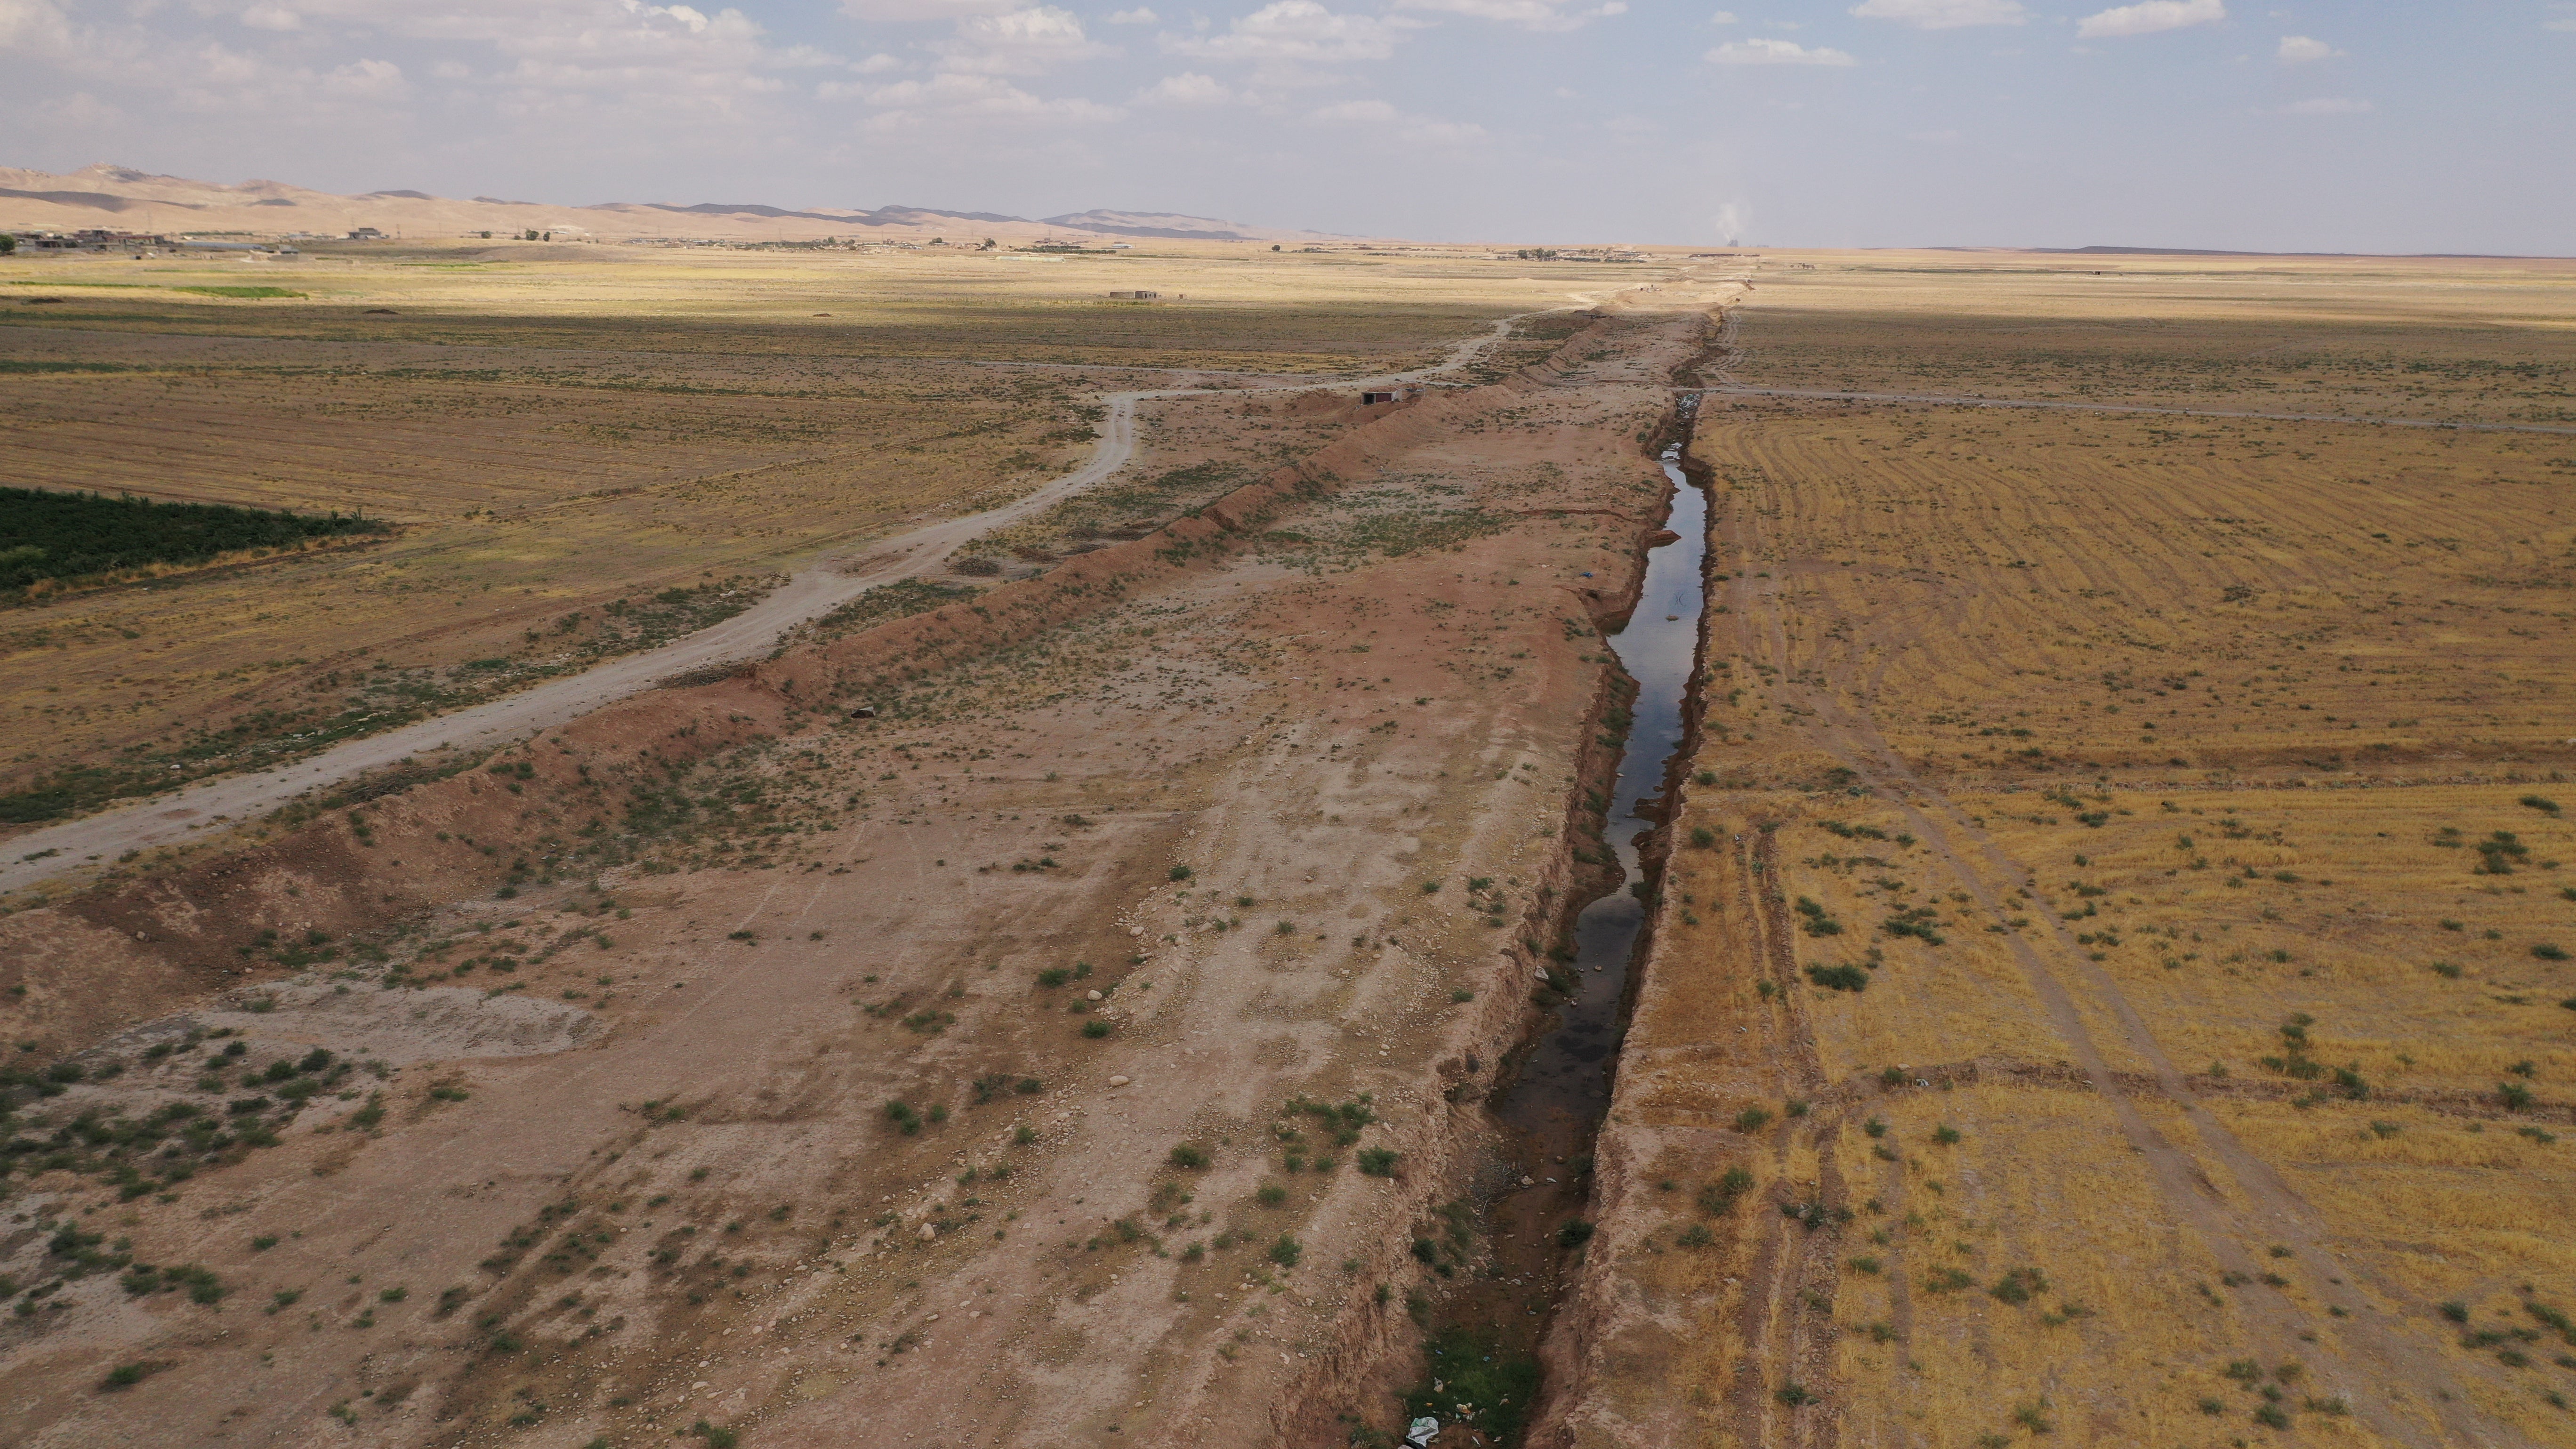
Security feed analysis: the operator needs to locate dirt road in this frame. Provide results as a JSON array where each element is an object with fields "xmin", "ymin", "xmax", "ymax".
[{"xmin": 0, "ymin": 317, "xmax": 1530, "ymax": 899}]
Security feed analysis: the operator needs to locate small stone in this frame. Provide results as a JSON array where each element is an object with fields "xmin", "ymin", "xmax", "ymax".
[
  {"xmin": 918, "ymin": 1223, "xmax": 937, "ymax": 1241},
  {"xmin": 1087, "ymin": 989, "xmax": 1103, "ymax": 1001},
  {"xmin": 1109, "ymin": 1075, "xmax": 1131, "ymax": 1087}
]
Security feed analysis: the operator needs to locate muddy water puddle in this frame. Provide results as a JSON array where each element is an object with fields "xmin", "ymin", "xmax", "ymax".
[{"xmin": 1499, "ymin": 442, "xmax": 1707, "ymax": 1139}]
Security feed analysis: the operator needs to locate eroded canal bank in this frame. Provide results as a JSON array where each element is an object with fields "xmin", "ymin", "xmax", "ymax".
[{"xmin": 1381, "ymin": 401, "xmax": 1712, "ymax": 1447}]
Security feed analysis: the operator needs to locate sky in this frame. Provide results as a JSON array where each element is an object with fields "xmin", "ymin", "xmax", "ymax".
[{"xmin": 1, "ymin": 0, "xmax": 2569, "ymax": 251}]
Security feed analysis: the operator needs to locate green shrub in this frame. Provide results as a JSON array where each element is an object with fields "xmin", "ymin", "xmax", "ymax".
[
  {"xmin": 1080, "ymin": 1020, "xmax": 1112, "ymax": 1038},
  {"xmin": 1355, "ymin": 1147, "xmax": 1399, "ymax": 1177},
  {"xmin": 1168, "ymin": 865, "xmax": 1193, "ymax": 882},
  {"xmin": 1556, "ymin": 1219, "xmax": 1594, "ymax": 1249},
  {"xmin": 1805, "ymin": 963, "xmax": 1869, "ymax": 992},
  {"xmin": 1168, "ymin": 1144, "xmax": 1211, "ymax": 1170},
  {"xmin": 1267, "ymin": 1234, "xmax": 1302, "ymax": 1268},
  {"xmin": 885, "ymin": 1101, "xmax": 922, "ymax": 1135},
  {"xmin": 1733, "ymin": 1107, "xmax": 1772, "ymax": 1134}
]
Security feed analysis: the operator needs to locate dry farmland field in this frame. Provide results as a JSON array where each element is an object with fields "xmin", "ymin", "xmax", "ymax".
[
  {"xmin": 8, "ymin": 239, "xmax": 2576, "ymax": 1449},
  {"xmin": 0, "ymin": 240, "xmax": 1599, "ymax": 833},
  {"xmin": 1559, "ymin": 254, "xmax": 2576, "ymax": 1449}
]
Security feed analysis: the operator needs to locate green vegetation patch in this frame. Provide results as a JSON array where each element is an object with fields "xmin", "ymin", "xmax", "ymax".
[
  {"xmin": 1400, "ymin": 1325, "xmax": 1542, "ymax": 1446},
  {"xmin": 808, "ymin": 578, "xmax": 979, "ymax": 643},
  {"xmin": 2, "ymin": 485, "xmax": 385, "ymax": 599}
]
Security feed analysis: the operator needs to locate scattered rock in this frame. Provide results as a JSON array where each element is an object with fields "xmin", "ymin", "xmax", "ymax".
[
  {"xmin": 1108, "ymin": 1075, "xmax": 1131, "ymax": 1087},
  {"xmin": 918, "ymin": 1223, "xmax": 937, "ymax": 1241}
]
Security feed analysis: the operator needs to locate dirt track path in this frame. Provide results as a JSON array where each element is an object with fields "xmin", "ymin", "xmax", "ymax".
[{"xmin": 0, "ymin": 316, "xmax": 1533, "ymax": 899}]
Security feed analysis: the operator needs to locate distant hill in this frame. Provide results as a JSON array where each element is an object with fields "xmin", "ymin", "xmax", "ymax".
[{"xmin": 0, "ymin": 163, "xmax": 1341, "ymax": 245}]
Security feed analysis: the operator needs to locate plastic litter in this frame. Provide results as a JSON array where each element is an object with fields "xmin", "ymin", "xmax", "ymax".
[{"xmin": 1406, "ymin": 1416, "xmax": 1441, "ymax": 1447}]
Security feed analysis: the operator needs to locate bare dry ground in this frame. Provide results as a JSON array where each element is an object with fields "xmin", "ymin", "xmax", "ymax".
[
  {"xmin": 0, "ymin": 266, "xmax": 1732, "ymax": 1448},
  {"xmin": 1551, "ymin": 255, "xmax": 2576, "ymax": 1449}
]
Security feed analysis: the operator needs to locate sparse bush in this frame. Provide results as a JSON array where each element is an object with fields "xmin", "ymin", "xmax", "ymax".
[
  {"xmin": 99, "ymin": 1362, "xmax": 161, "ymax": 1391},
  {"xmin": 1168, "ymin": 1143, "xmax": 1211, "ymax": 1170},
  {"xmin": 1556, "ymin": 1219, "xmax": 1595, "ymax": 1249},
  {"xmin": 1081, "ymin": 1020, "xmax": 1112, "ymax": 1038},
  {"xmin": 1733, "ymin": 1107, "xmax": 1772, "ymax": 1134},
  {"xmin": 1268, "ymin": 1234, "xmax": 1303, "ymax": 1268},
  {"xmin": 1355, "ymin": 1147, "xmax": 1399, "ymax": 1177}
]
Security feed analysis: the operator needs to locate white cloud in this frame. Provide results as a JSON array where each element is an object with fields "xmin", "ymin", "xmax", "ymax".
[
  {"xmin": 322, "ymin": 56, "xmax": 407, "ymax": 97},
  {"xmin": 2276, "ymin": 34, "xmax": 2339, "ymax": 62},
  {"xmin": 1164, "ymin": 1, "xmax": 1404, "ymax": 65},
  {"xmin": 1311, "ymin": 97, "xmax": 1396, "ymax": 122},
  {"xmin": 1134, "ymin": 70, "xmax": 1232, "ymax": 104},
  {"xmin": 2075, "ymin": 0, "xmax": 2223, "ymax": 40},
  {"xmin": 934, "ymin": 7, "xmax": 1109, "ymax": 75},
  {"xmin": 2275, "ymin": 96, "xmax": 2368, "ymax": 114},
  {"xmin": 837, "ymin": 0, "xmax": 1018, "ymax": 19},
  {"xmin": 1849, "ymin": 0, "xmax": 2025, "ymax": 28},
  {"xmin": 2550, "ymin": 3, "xmax": 2576, "ymax": 32},
  {"xmin": 0, "ymin": 0, "xmax": 72, "ymax": 50},
  {"xmin": 1309, "ymin": 97, "xmax": 1485, "ymax": 144},
  {"xmin": 853, "ymin": 51, "xmax": 903, "ymax": 72},
  {"xmin": 1708, "ymin": 9, "xmax": 1737, "ymax": 22},
  {"xmin": 854, "ymin": 68, "xmax": 1121, "ymax": 128},
  {"xmin": 1390, "ymin": 0, "xmax": 1627, "ymax": 32},
  {"xmin": 239, "ymin": 3, "xmax": 302, "ymax": 31},
  {"xmin": 1104, "ymin": 6, "xmax": 1156, "ymax": 21},
  {"xmin": 1706, "ymin": 37, "xmax": 1855, "ymax": 64}
]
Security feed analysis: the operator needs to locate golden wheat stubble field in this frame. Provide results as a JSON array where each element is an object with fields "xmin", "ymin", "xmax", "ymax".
[
  {"xmin": 1554, "ymin": 258, "xmax": 2576, "ymax": 1449},
  {"xmin": 0, "ymin": 240, "xmax": 1596, "ymax": 836}
]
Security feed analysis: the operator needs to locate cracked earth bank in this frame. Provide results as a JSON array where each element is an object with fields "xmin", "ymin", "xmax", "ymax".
[{"xmin": 0, "ymin": 297, "xmax": 1720, "ymax": 1447}]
